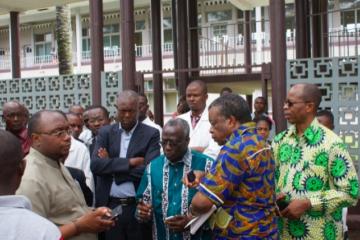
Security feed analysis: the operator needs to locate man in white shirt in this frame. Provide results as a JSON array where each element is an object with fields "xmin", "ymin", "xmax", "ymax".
[
  {"xmin": 177, "ymin": 80, "xmax": 220, "ymax": 159},
  {"xmin": 0, "ymin": 129, "xmax": 62, "ymax": 240},
  {"xmin": 138, "ymin": 93, "xmax": 162, "ymax": 136}
]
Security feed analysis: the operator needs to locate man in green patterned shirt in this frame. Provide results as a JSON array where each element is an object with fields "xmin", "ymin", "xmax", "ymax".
[{"xmin": 272, "ymin": 83, "xmax": 358, "ymax": 240}]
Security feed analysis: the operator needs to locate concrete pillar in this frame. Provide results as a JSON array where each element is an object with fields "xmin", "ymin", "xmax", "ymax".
[
  {"xmin": 120, "ymin": 0, "xmax": 136, "ymax": 90},
  {"xmin": 10, "ymin": 12, "xmax": 21, "ymax": 78},
  {"xmin": 295, "ymin": 0, "xmax": 311, "ymax": 58},
  {"xmin": 176, "ymin": 0, "xmax": 189, "ymax": 96},
  {"xmin": 151, "ymin": 0, "xmax": 164, "ymax": 126},
  {"xmin": 244, "ymin": 10, "xmax": 252, "ymax": 73},
  {"xmin": 89, "ymin": 0, "xmax": 104, "ymax": 105},
  {"xmin": 269, "ymin": 0, "xmax": 287, "ymax": 133},
  {"xmin": 189, "ymin": 0, "xmax": 199, "ymax": 78}
]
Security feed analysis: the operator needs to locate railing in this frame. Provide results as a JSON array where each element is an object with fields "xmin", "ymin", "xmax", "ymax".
[{"xmin": 1, "ymin": 26, "xmax": 360, "ymax": 71}]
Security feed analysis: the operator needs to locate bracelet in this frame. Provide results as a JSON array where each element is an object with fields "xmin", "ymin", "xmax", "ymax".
[{"xmin": 72, "ymin": 220, "xmax": 80, "ymax": 236}]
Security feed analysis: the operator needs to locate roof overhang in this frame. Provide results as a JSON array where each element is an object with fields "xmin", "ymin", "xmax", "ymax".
[{"xmin": 229, "ymin": 0, "xmax": 294, "ymax": 10}]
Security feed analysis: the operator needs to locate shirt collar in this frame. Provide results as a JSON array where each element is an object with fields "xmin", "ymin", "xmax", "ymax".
[
  {"xmin": 119, "ymin": 121, "xmax": 138, "ymax": 135},
  {"xmin": 28, "ymin": 147, "xmax": 60, "ymax": 169},
  {"xmin": 226, "ymin": 121, "xmax": 256, "ymax": 141},
  {"xmin": 164, "ymin": 148, "xmax": 192, "ymax": 167},
  {"xmin": 0, "ymin": 195, "xmax": 32, "ymax": 210},
  {"xmin": 287, "ymin": 118, "xmax": 321, "ymax": 141}
]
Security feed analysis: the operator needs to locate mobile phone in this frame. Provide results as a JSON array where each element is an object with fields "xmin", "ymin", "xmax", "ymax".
[
  {"xmin": 110, "ymin": 205, "xmax": 123, "ymax": 220},
  {"xmin": 276, "ymin": 199, "xmax": 289, "ymax": 211},
  {"xmin": 165, "ymin": 215, "xmax": 175, "ymax": 221},
  {"xmin": 187, "ymin": 171, "xmax": 196, "ymax": 183}
]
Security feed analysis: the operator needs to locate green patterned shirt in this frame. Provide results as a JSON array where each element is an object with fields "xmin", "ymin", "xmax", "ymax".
[{"xmin": 272, "ymin": 119, "xmax": 359, "ymax": 240}]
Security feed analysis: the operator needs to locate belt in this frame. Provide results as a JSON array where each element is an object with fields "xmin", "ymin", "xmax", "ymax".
[{"xmin": 108, "ymin": 197, "xmax": 136, "ymax": 206}]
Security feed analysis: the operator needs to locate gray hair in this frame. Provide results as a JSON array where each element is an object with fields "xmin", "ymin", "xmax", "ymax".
[{"xmin": 164, "ymin": 118, "xmax": 190, "ymax": 139}]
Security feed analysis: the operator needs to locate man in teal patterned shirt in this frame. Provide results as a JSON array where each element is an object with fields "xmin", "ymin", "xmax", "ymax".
[
  {"xmin": 272, "ymin": 83, "xmax": 358, "ymax": 240},
  {"xmin": 136, "ymin": 118, "xmax": 213, "ymax": 240}
]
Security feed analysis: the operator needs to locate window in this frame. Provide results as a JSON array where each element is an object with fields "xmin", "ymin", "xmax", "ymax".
[
  {"xmin": 136, "ymin": 20, "xmax": 146, "ymax": 31},
  {"xmin": 212, "ymin": 24, "xmax": 227, "ymax": 37},
  {"xmin": 34, "ymin": 33, "xmax": 52, "ymax": 57},
  {"xmin": 163, "ymin": 17, "xmax": 173, "ymax": 43},
  {"xmin": 103, "ymin": 24, "xmax": 120, "ymax": 54},
  {"xmin": 207, "ymin": 10, "xmax": 232, "ymax": 22},
  {"xmin": 0, "ymin": 49, "xmax": 5, "ymax": 56},
  {"xmin": 164, "ymin": 78, "xmax": 176, "ymax": 90},
  {"xmin": 82, "ymin": 28, "xmax": 90, "ymax": 52}
]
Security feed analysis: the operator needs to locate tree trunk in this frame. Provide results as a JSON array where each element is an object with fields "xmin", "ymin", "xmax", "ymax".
[{"xmin": 56, "ymin": 5, "xmax": 73, "ymax": 75}]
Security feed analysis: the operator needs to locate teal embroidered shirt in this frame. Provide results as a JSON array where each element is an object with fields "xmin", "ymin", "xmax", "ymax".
[{"xmin": 136, "ymin": 149, "xmax": 213, "ymax": 240}]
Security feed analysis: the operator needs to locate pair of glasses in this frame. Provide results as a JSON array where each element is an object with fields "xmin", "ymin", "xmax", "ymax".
[
  {"xmin": 283, "ymin": 100, "xmax": 309, "ymax": 107},
  {"xmin": 160, "ymin": 140, "xmax": 182, "ymax": 147},
  {"xmin": 39, "ymin": 129, "xmax": 71, "ymax": 138}
]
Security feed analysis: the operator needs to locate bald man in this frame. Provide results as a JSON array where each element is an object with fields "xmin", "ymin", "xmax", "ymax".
[
  {"xmin": 2, "ymin": 101, "xmax": 31, "ymax": 155},
  {"xmin": 91, "ymin": 90, "xmax": 160, "ymax": 240},
  {"xmin": 0, "ymin": 129, "xmax": 62, "ymax": 240},
  {"xmin": 272, "ymin": 83, "xmax": 358, "ymax": 240},
  {"xmin": 177, "ymin": 80, "xmax": 220, "ymax": 159},
  {"xmin": 17, "ymin": 110, "xmax": 114, "ymax": 240}
]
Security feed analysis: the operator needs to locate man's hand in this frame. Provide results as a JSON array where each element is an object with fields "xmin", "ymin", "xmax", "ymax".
[
  {"xmin": 129, "ymin": 157, "xmax": 145, "ymax": 167},
  {"xmin": 165, "ymin": 215, "xmax": 191, "ymax": 232},
  {"xmin": 76, "ymin": 207, "xmax": 115, "ymax": 233},
  {"xmin": 281, "ymin": 199, "xmax": 311, "ymax": 219},
  {"xmin": 136, "ymin": 201, "xmax": 152, "ymax": 222},
  {"xmin": 183, "ymin": 170, "xmax": 205, "ymax": 188},
  {"xmin": 97, "ymin": 148, "xmax": 109, "ymax": 159}
]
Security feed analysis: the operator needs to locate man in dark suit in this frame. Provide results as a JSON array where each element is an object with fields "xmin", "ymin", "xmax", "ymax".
[{"xmin": 91, "ymin": 90, "xmax": 160, "ymax": 240}]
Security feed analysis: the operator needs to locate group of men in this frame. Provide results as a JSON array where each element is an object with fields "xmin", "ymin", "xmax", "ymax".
[{"xmin": 0, "ymin": 80, "xmax": 358, "ymax": 240}]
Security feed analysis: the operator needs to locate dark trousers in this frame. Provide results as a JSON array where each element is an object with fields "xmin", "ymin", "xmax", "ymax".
[{"xmin": 105, "ymin": 200, "xmax": 142, "ymax": 240}]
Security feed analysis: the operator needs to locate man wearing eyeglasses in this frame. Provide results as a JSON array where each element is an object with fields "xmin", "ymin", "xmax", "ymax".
[
  {"xmin": 91, "ymin": 90, "xmax": 160, "ymax": 240},
  {"xmin": 16, "ymin": 110, "xmax": 115, "ymax": 240},
  {"xmin": 2, "ymin": 101, "xmax": 31, "ymax": 156},
  {"xmin": 272, "ymin": 83, "xmax": 358, "ymax": 240},
  {"xmin": 136, "ymin": 118, "xmax": 213, "ymax": 240}
]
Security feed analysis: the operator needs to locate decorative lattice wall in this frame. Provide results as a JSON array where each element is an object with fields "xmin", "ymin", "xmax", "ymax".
[
  {"xmin": 0, "ymin": 71, "xmax": 122, "ymax": 127},
  {"xmin": 287, "ymin": 56, "xmax": 360, "ymax": 176}
]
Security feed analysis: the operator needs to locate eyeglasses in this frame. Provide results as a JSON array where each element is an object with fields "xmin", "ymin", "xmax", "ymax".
[
  {"xmin": 38, "ymin": 129, "xmax": 71, "ymax": 138},
  {"xmin": 160, "ymin": 139, "xmax": 183, "ymax": 147},
  {"xmin": 283, "ymin": 100, "xmax": 309, "ymax": 107}
]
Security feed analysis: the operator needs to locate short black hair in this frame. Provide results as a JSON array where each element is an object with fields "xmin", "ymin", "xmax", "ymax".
[
  {"xmin": 209, "ymin": 93, "xmax": 252, "ymax": 123},
  {"xmin": 0, "ymin": 130, "xmax": 23, "ymax": 185},
  {"xmin": 316, "ymin": 110, "xmax": 334, "ymax": 125},
  {"xmin": 84, "ymin": 105, "xmax": 110, "ymax": 119},
  {"xmin": 28, "ymin": 110, "xmax": 67, "ymax": 136},
  {"xmin": 255, "ymin": 96, "xmax": 267, "ymax": 104},
  {"xmin": 301, "ymin": 83, "xmax": 322, "ymax": 109},
  {"xmin": 255, "ymin": 115, "xmax": 273, "ymax": 130},
  {"xmin": 220, "ymin": 87, "xmax": 233, "ymax": 96},
  {"xmin": 187, "ymin": 80, "xmax": 208, "ymax": 95}
]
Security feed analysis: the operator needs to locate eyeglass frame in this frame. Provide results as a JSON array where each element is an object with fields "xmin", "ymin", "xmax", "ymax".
[
  {"xmin": 36, "ymin": 128, "xmax": 72, "ymax": 138},
  {"xmin": 283, "ymin": 99, "xmax": 312, "ymax": 108}
]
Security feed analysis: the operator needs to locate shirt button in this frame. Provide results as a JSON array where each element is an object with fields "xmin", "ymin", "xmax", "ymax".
[
  {"xmin": 173, "ymin": 202, "xmax": 176, "ymax": 205},
  {"xmin": 174, "ymin": 183, "xmax": 177, "ymax": 187}
]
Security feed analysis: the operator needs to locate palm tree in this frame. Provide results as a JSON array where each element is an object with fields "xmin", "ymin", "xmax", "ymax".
[{"xmin": 56, "ymin": 5, "xmax": 73, "ymax": 75}]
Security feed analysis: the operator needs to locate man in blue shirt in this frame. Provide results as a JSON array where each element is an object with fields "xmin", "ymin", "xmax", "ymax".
[{"xmin": 136, "ymin": 118, "xmax": 213, "ymax": 240}]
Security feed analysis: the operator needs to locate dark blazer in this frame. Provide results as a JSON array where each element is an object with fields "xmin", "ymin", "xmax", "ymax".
[
  {"xmin": 91, "ymin": 122, "xmax": 160, "ymax": 206},
  {"xmin": 66, "ymin": 166, "xmax": 93, "ymax": 206}
]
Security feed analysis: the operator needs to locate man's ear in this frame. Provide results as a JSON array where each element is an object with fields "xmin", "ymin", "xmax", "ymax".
[
  {"xmin": 18, "ymin": 159, "xmax": 26, "ymax": 177},
  {"xmin": 31, "ymin": 133, "xmax": 41, "ymax": 147},
  {"xmin": 228, "ymin": 115, "xmax": 237, "ymax": 128},
  {"xmin": 306, "ymin": 102, "xmax": 315, "ymax": 113}
]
